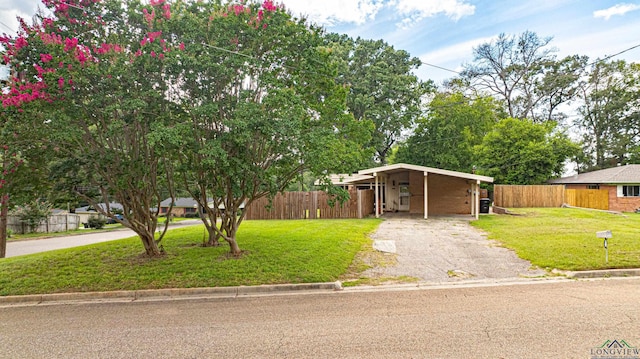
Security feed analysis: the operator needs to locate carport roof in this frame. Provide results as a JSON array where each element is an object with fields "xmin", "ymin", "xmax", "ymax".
[{"xmin": 337, "ymin": 163, "xmax": 493, "ymax": 184}]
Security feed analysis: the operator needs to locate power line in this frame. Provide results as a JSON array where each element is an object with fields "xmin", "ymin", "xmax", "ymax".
[{"xmin": 420, "ymin": 62, "xmax": 460, "ymax": 74}]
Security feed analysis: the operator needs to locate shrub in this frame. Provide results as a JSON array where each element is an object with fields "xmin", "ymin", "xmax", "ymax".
[
  {"xmin": 87, "ymin": 216, "xmax": 106, "ymax": 229},
  {"xmin": 11, "ymin": 200, "xmax": 52, "ymax": 233}
]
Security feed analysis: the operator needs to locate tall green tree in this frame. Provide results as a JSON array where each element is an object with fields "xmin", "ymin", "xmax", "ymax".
[
  {"xmin": 2, "ymin": 0, "xmax": 180, "ymax": 256},
  {"xmin": 462, "ymin": 31, "xmax": 585, "ymax": 122},
  {"xmin": 476, "ymin": 118, "xmax": 579, "ymax": 184},
  {"xmin": 394, "ymin": 92, "xmax": 503, "ymax": 172},
  {"xmin": 576, "ymin": 60, "xmax": 640, "ymax": 170},
  {"xmin": 153, "ymin": 1, "xmax": 369, "ymax": 255},
  {"xmin": 326, "ymin": 34, "xmax": 432, "ymax": 165}
]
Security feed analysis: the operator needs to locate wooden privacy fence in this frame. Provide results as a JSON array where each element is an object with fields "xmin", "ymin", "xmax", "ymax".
[
  {"xmin": 565, "ymin": 189, "xmax": 609, "ymax": 210},
  {"xmin": 243, "ymin": 189, "xmax": 375, "ymax": 220},
  {"xmin": 494, "ymin": 185, "xmax": 565, "ymax": 208}
]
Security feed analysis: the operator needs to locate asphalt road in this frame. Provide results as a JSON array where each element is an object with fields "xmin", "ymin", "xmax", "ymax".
[
  {"xmin": 1, "ymin": 278, "xmax": 638, "ymax": 358},
  {"xmin": 5, "ymin": 220, "xmax": 202, "ymax": 258}
]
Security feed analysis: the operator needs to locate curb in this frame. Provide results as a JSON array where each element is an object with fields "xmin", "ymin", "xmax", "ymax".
[
  {"xmin": 0, "ymin": 282, "xmax": 340, "ymax": 306},
  {"xmin": 562, "ymin": 268, "xmax": 640, "ymax": 279},
  {"xmin": 2, "ymin": 269, "xmax": 639, "ymax": 306}
]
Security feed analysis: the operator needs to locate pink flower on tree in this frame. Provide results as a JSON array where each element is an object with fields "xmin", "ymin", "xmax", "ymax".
[
  {"xmin": 263, "ymin": 0, "xmax": 278, "ymax": 12},
  {"xmin": 40, "ymin": 53, "xmax": 53, "ymax": 63},
  {"xmin": 14, "ymin": 37, "xmax": 28, "ymax": 50},
  {"xmin": 162, "ymin": 4, "xmax": 171, "ymax": 19},
  {"xmin": 64, "ymin": 37, "xmax": 78, "ymax": 52},
  {"xmin": 179, "ymin": 42, "xmax": 185, "ymax": 51}
]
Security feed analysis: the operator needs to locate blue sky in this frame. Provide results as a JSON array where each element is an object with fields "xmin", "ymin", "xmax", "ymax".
[
  {"xmin": 1, "ymin": 0, "xmax": 640, "ymax": 83},
  {"xmin": 281, "ymin": 0, "xmax": 640, "ymax": 84}
]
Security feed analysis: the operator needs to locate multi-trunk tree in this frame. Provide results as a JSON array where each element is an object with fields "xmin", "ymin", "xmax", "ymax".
[
  {"xmin": 2, "ymin": 0, "xmax": 368, "ymax": 257},
  {"xmin": 2, "ymin": 0, "xmax": 181, "ymax": 256},
  {"xmin": 156, "ymin": 1, "xmax": 368, "ymax": 255}
]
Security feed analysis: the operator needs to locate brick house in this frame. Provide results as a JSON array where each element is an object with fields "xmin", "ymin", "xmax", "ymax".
[
  {"xmin": 330, "ymin": 163, "xmax": 493, "ymax": 219},
  {"xmin": 159, "ymin": 197, "xmax": 201, "ymax": 217},
  {"xmin": 548, "ymin": 165, "xmax": 640, "ymax": 212}
]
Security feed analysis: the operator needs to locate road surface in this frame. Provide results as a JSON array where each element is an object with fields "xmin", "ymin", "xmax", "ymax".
[
  {"xmin": 1, "ymin": 278, "xmax": 638, "ymax": 358},
  {"xmin": 5, "ymin": 220, "xmax": 201, "ymax": 258}
]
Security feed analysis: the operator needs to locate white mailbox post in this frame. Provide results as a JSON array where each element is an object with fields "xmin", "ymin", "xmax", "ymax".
[{"xmin": 596, "ymin": 230, "xmax": 612, "ymax": 263}]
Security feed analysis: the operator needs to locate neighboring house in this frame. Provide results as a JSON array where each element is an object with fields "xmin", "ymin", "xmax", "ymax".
[
  {"xmin": 74, "ymin": 202, "xmax": 124, "ymax": 223},
  {"xmin": 159, "ymin": 197, "xmax": 245, "ymax": 216},
  {"xmin": 330, "ymin": 163, "xmax": 494, "ymax": 219},
  {"xmin": 548, "ymin": 164, "xmax": 640, "ymax": 212},
  {"xmin": 159, "ymin": 197, "xmax": 200, "ymax": 217}
]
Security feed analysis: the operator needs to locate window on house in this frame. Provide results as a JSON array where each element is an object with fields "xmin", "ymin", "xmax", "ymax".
[
  {"xmin": 622, "ymin": 185, "xmax": 640, "ymax": 197},
  {"xmin": 587, "ymin": 185, "xmax": 600, "ymax": 190},
  {"xmin": 185, "ymin": 207, "xmax": 197, "ymax": 213}
]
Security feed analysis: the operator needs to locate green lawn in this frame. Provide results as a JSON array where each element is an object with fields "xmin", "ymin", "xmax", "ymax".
[
  {"xmin": 472, "ymin": 208, "xmax": 640, "ymax": 271},
  {"xmin": 0, "ymin": 219, "xmax": 381, "ymax": 296}
]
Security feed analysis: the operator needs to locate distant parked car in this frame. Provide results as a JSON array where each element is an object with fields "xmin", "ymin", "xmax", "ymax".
[{"xmin": 105, "ymin": 214, "xmax": 124, "ymax": 224}]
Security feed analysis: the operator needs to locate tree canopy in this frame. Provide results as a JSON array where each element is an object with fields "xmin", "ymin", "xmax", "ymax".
[
  {"xmin": 475, "ymin": 118, "xmax": 579, "ymax": 184},
  {"xmin": 1, "ymin": 0, "xmax": 367, "ymax": 256},
  {"xmin": 394, "ymin": 92, "xmax": 504, "ymax": 172},
  {"xmin": 325, "ymin": 34, "xmax": 433, "ymax": 165}
]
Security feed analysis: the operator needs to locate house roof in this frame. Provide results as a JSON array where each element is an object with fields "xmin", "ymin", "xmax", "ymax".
[
  {"xmin": 548, "ymin": 165, "xmax": 640, "ymax": 184},
  {"xmin": 346, "ymin": 163, "xmax": 493, "ymax": 184},
  {"xmin": 160, "ymin": 197, "xmax": 200, "ymax": 208},
  {"xmin": 75, "ymin": 202, "xmax": 124, "ymax": 212}
]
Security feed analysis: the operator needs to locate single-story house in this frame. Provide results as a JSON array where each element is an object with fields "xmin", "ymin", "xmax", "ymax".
[
  {"xmin": 548, "ymin": 164, "xmax": 640, "ymax": 212},
  {"xmin": 331, "ymin": 163, "xmax": 494, "ymax": 219},
  {"xmin": 74, "ymin": 202, "xmax": 124, "ymax": 223},
  {"xmin": 159, "ymin": 197, "xmax": 201, "ymax": 216}
]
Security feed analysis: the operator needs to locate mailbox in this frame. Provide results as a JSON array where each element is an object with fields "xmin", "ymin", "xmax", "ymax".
[{"xmin": 596, "ymin": 230, "xmax": 612, "ymax": 239}]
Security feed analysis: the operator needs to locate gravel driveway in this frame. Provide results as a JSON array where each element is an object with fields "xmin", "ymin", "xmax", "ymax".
[{"xmin": 363, "ymin": 215, "xmax": 546, "ymax": 282}]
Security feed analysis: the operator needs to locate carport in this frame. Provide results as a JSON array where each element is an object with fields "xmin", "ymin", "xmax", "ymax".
[{"xmin": 333, "ymin": 163, "xmax": 493, "ymax": 219}]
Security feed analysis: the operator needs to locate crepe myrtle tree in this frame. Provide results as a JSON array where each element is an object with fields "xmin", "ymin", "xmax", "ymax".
[
  {"xmin": 1, "ymin": 0, "xmax": 183, "ymax": 256},
  {"xmin": 154, "ymin": 0, "xmax": 370, "ymax": 254}
]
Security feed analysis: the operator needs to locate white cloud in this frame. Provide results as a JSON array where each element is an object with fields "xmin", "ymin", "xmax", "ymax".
[
  {"xmin": 418, "ymin": 35, "xmax": 495, "ymax": 66},
  {"xmin": 394, "ymin": 0, "xmax": 475, "ymax": 28},
  {"xmin": 281, "ymin": 0, "xmax": 384, "ymax": 26},
  {"xmin": 593, "ymin": 3, "xmax": 640, "ymax": 20}
]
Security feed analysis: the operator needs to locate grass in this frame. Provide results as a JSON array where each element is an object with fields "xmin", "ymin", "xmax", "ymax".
[
  {"xmin": 472, "ymin": 208, "xmax": 640, "ymax": 271},
  {"xmin": 0, "ymin": 219, "xmax": 382, "ymax": 296}
]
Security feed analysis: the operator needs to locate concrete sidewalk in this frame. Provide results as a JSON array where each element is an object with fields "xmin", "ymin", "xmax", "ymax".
[{"xmin": 5, "ymin": 220, "xmax": 201, "ymax": 258}]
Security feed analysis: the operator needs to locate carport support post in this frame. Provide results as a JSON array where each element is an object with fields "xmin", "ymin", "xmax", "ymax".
[
  {"xmin": 374, "ymin": 172, "xmax": 379, "ymax": 218},
  {"xmin": 423, "ymin": 172, "xmax": 428, "ymax": 219},
  {"xmin": 475, "ymin": 180, "xmax": 480, "ymax": 220},
  {"xmin": 470, "ymin": 182, "xmax": 475, "ymax": 217}
]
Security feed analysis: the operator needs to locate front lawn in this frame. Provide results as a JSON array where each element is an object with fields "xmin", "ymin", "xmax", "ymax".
[
  {"xmin": 0, "ymin": 219, "xmax": 381, "ymax": 296},
  {"xmin": 472, "ymin": 208, "xmax": 640, "ymax": 271}
]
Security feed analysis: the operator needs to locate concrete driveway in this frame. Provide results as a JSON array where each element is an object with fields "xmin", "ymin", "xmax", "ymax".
[{"xmin": 364, "ymin": 215, "xmax": 546, "ymax": 282}]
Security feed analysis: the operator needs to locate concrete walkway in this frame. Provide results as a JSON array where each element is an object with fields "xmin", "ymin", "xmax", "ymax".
[{"xmin": 5, "ymin": 220, "xmax": 202, "ymax": 258}]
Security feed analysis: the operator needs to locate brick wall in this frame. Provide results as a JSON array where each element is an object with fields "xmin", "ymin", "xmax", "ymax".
[{"xmin": 408, "ymin": 172, "xmax": 472, "ymax": 215}]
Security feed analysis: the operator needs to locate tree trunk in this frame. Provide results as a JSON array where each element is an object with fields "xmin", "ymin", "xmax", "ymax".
[
  {"xmin": 227, "ymin": 236, "xmax": 241, "ymax": 256},
  {"xmin": 0, "ymin": 194, "xmax": 8, "ymax": 258},
  {"xmin": 138, "ymin": 230, "xmax": 163, "ymax": 257},
  {"xmin": 207, "ymin": 231, "xmax": 221, "ymax": 247}
]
